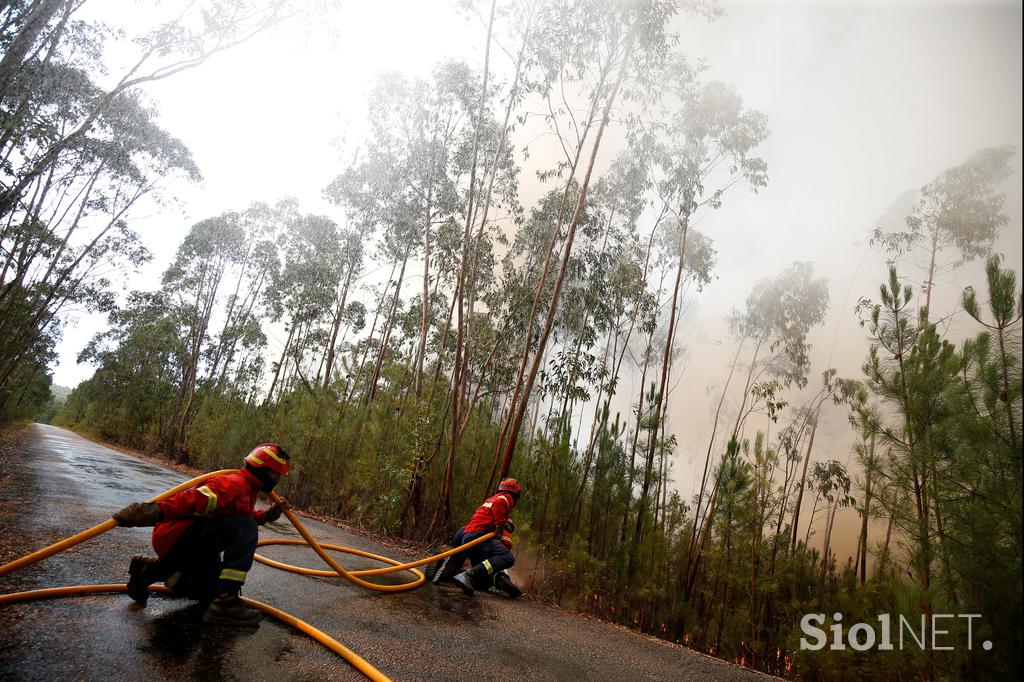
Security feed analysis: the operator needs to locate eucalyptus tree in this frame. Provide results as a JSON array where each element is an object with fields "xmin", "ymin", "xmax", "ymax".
[
  {"xmin": 556, "ymin": 153, "xmax": 652, "ymax": 539},
  {"xmin": 264, "ymin": 213, "xmax": 342, "ymax": 402},
  {"xmin": 685, "ymin": 262, "xmax": 828, "ymax": 597},
  {"xmin": 0, "ymin": 0, "xmax": 305, "ymax": 417},
  {"xmin": 322, "ymin": 226, "xmax": 364, "ymax": 389},
  {"xmin": 627, "ymin": 223, "xmax": 715, "ymax": 549},
  {"xmin": 728, "ymin": 262, "xmax": 828, "ymax": 437},
  {"xmin": 312, "ymin": 148, "xmax": 433, "ymax": 504},
  {"xmin": 0, "ymin": 0, "xmax": 302, "ymax": 220},
  {"xmin": 326, "ymin": 62, "xmax": 478, "ymax": 405},
  {"xmin": 411, "ymin": 0, "xmax": 530, "ymax": 532},
  {"xmin": 538, "ymin": 169, "xmax": 629, "ymax": 441},
  {"xmin": 69, "ymin": 290, "xmax": 185, "ymax": 446},
  {"xmin": 0, "ymin": 0, "xmax": 74, "ymax": 107},
  {"xmin": 204, "ymin": 200, "xmax": 293, "ymax": 394},
  {"xmin": 162, "ymin": 213, "xmax": 248, "ymax": 455},
  {"xmin": 630, "ymin": 75, "xmax": 769, "ymax": 559},
  {"xmin": 531, "ymin": 218, "xmax": 612, "ymax": 542},
  {"xmin": 0, "ymin": 91, "xmax": 198, "ymax": 407},
  {"xmin": 46, "ymin": 201, "xmax": 284, "ymax": 447},
  {"xmin": 492, "ymin": 0, "xmax": 721, "ymax": 490},
  {"xmin": 442, "ymin": 1, "xmax": 497, "ymax": 524},
  {"xmin": 0, "ymin": 299, "xmax": 58, "ymax": 420},
  {"xmin": 729, "ymin": 264, "xmax": 828, "ymax": 484},
  {"xmin": 458, "ymin": 0, "xmax": 535, "ymax": 400},
  {"xmin": 800, "ymin": 459, "xmax": 853, "ymax": 560},
  {"xmin": 872, "ymin": 145, "xmax": 1014, "ymax": 322}
]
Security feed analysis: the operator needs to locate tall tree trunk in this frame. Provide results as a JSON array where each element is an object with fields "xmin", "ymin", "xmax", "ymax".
[
  {"xmin": 685, "ymin": 340, "xmax": 743, "ymax": 578},
  {"xmin": 685, "ymin": 479, "xmax": 719, "ymax": 598},
  {"xmin": 0, "ymin": 0, "xmax": 72, "ymax": 156},
  {"xmin": 858, "ymin": 432, "xmax": 875, "ymax": 584},
  {"xmin": 820, "ymin": 496, "xmax": 839, "ymax": 583},
  {"xmin": 922, "ymin": 226, "xmax": 939, "ymax": 323},
  {"xmin": 338, "ymin": 272, "xmax": 393, "ymax": 421},
  {"xmin": 430, "ymin": 282, "xmax": 459, "ymax": 389},
  {"xmin": 457, "ymin": 333, "xmax": 503, "ymax": 439},
  {"xmin": 414, "ymin": 187, "xmax": 433, "ymax": 397},
  {"xmin": 789, "ymin": 411, "xmax": 819, "ymax": 554},
  {"xmin": 427, "ymin": 0, "xmax": 496, "ymax": 538},
  {"xmin": 323, "ymin": 261, "xmax": 356, "ymax": 389},
  {"xmin": 367, "ymin": 248, "xmax": 410, "ymax": 402},
  {"xmin": 878, "ymin": 489, "xmax": 898, "ymax": 575},
  {"xmin": 171, "ymin": 259, "xmax": 225, "ymax": 457},
  {"xmin": 496, "ymin": 37, "xmax": 636, "ymax": 483},
  {"xmin": 463, "ymin": 14, "xmax": 532, "ymax": 380},
  {"xmin": 483, "ymin": 41, "xmax": 617, "ymax": 496},
  {"xmin": 561, "ymin": 326, "xmax": 616, "ymax": 537},
  {"xmin": 634, "ymin": 220, "xmax": 688, "ymax": 552},
  {"xmin": 0, "ymin": 0, "xmax": 68, "ymax": 105},
  {"xmin": 266, "ymin": 324, "xmax": 295, "ymax": 405}
]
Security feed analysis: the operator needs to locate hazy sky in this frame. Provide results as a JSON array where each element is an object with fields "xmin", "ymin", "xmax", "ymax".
[
  {"xmin": 55, "ymin": 0, "xmax": 1022, "ymax": 557},
  {"xmin": 658, "ymin": 0, "xmax": 1022, "ymax": 557}
]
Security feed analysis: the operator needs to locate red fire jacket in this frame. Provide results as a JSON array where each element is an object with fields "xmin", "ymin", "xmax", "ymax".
[
  {"xmin": 464, "ymin": 491, "xmax": 515, "ymax": 534},
  {"xmin": 152, "ymin": 468, "xmax": 270, "ymax": 558}
]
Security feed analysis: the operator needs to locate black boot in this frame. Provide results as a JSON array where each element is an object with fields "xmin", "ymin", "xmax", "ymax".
[
  {"xmin": 430, "ymin": 554, "xmax": 465, "ymax": 585},
  {"xmin": 203, "ymin": 591, "xmax": 261, "ymax": 626},
  {"xmin": 453, "ymin": 563, "xmax": 491, "ymax": 596},
  {"xmin": 493, "ymin": 571, "xmax": 522, "ymax": 599},
  {"xmin": 126, "ymin": 555, "xmax": 165, "ymax": 605}
]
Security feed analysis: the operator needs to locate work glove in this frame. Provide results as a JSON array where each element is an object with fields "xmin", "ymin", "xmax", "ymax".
[
  {"xmin": 113, "ymin": 502, "xmax": 162, "ymax": 527},
  {"xmin": 261, "ymin": 499, "xmax": 289, "ymax": 524},
  {"xmin": 505, "ymin": 519, "xmax": 515, "ymax": 534}
]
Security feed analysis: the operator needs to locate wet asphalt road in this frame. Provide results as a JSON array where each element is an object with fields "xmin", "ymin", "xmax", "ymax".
[{"xmin": 0, "ymin": 424, "xmax": 767, "ymax": 681}]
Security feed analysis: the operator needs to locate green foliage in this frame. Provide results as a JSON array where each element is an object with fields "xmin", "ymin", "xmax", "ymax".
[
  {"xmin": 731, "ymin": 261, "xmax": 830, "ymax": 391},
  {"xmin": 843, "ymin": 259, "xmax": 1023, "ymax": 679},
  {"xmin": 873, "ymin": 146, "xmax": 1014, "ymax": 264},
  {"xmin": 24, "ymin": 2, "xmax": 1019, "ymax": 680},
  {"xmin": 1, "ymin": 0, "xmax": 302, "ymax": 419}
]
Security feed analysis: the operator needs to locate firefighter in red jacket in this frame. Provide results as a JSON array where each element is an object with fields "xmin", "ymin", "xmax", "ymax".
[
  {"xmin": 444, "ymin": 478, "xmax": 522, "ymax": 598},
  {"xmin": 111, "ymin": 444, "xmax": 290, "ymax": 626}
]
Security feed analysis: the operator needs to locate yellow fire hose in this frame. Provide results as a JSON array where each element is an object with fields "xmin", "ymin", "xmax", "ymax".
[{"xmin": 0, "ymin": 469, "xmax": 496, "ymax": 682}]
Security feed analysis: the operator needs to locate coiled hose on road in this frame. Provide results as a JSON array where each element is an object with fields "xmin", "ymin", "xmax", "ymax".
[{"xmin": 0, "ymin": 469, "xmax": 496, "ymax": 682}]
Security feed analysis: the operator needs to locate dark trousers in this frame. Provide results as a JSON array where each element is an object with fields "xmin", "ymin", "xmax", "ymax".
[
  {"xmin": 161, "ymin": 516, "xmax": 258, "ymax": 603},
  {"xmin": 452, "ymin": 526, "xmax": 515, "ymax": 574}
]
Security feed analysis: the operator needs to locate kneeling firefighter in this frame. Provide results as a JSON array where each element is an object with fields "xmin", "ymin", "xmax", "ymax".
[
  {"xmin": 434, "ymin": 478, "xmax": 522, "ymax": 598},
  {"xmin": 111, "ymin": 444, "xmax": 290, "ymax": 625}
]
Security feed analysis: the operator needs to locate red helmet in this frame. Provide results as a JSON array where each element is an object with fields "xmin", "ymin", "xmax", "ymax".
[
  {"xmin": 244, "ymin": 443, "xmax": 291, "ymax": 476},
  {"xmin": 497, "ymin": 478, "xmax": 521, "ymax": 495}
]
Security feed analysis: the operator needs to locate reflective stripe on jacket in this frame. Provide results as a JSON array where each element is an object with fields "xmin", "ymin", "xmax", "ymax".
[
  {"xmin": 464, "ymin": 492, "xmax": 514, "ymax": 534},
  {"xmin": 152, "ymin": 468, "xmax": 268, "ymax": 557}
]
